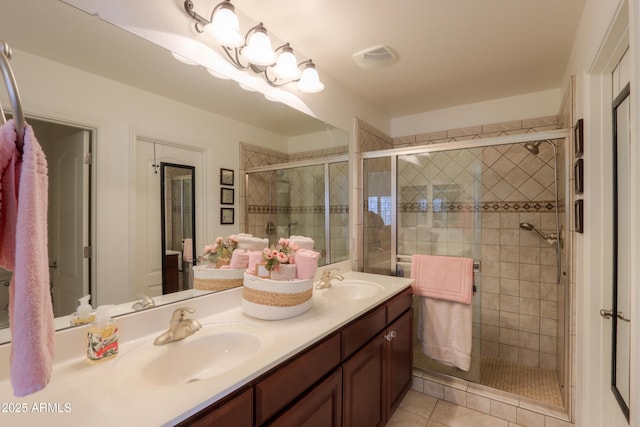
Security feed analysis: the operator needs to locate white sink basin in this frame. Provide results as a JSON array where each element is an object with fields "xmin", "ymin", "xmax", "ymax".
[
  {"xmin": 114, "ymin": 322, "xmax": 264, "ymax": 387},
  {"xmin": 318, "ymin": 280, "xmax": 384, "ymax": 301}
]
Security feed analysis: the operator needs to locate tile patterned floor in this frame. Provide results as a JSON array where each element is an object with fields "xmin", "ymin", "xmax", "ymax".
[
  {"xmin": 414, "ymin": 342, "xmax": 563, "ymax": 407},
  {"xmin": 391, "ymin": 390, "xmax": 516, "ymax": 427}
]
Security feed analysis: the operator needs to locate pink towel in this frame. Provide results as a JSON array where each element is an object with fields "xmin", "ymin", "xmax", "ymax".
[
  {"xmin": 410, "ymin": 255, "xmax": 473, "ymax": 304},
  {"xmin": 247, "ymin": 250, "xmax": 264, "ymax": 274},
  {"xmin": 417, "ymin": 297, "xmax": 472, "ymax": 371},
  {"xmin": 182, "ymin": 238, "xmax": 193, "ymax": 262},
  {"xmin": 0, "ymin": 120, "xmax": 55, "ymax": 396},
  {"xmin": 229, "ymin": 249, "xmax": 249, "ymax": 269},
  {"xmin": 294, "ymin": 249, "xmax": 319, "ymax": 279}
]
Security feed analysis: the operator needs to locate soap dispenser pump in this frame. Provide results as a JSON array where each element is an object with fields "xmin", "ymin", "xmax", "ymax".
[
  {"xmin": 70, "ymin": 295, "xmax": 95, "ymax": 326},
  {"xmin": 87, "ymin": 305, "xmax": 119, "ymax": 363}
]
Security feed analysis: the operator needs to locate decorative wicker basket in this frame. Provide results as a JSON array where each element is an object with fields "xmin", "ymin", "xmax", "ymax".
[
  {"xmin": 193, "ymin": 266, "xmax": 244, "ymax": 291},
  {"xmin": 242, "ymin": 273, "xmax": 314, "ymax": 320}
]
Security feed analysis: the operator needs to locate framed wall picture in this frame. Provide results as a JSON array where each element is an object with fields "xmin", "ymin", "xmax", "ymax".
[
  {"xmin": 220, "ymin": 168, "xmax": 234, "ymax": 186},
  {"xmin": 574, "ymin": 118, "xmax": 584, "ymax": 158},
  {"xmin": 574, "ymin": 158, "xmax": 584, "ymax": 194},
  {"xmin": 574, "ymin": 199, "xmax": 584, "ymax": 233},
  {"xmin": 220, "ymin": 187, "xmax": 234, "ymax": 205},
  {"xmin": 221, "ymin": 207, "xmax": 234, "ymax": 225}
]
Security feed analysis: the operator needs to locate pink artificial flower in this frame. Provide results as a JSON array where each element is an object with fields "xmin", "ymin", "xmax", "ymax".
[
  {"xmin": 263, "ymin": 248, "xmax": 274, "ymax": 259},
  {"xmin": 228, "ymin": 235, "xmax": 239, "ymax": 244},
  {"xmin": 211, "ymin": 243, "xmax": 219, "ymax": 253},
  {"xmin": 215, "ymin": 236, "xmax": 223, "ymax": 244},
  {"xmin": 276, "ymin": 252, "xmax": 289, "ymax": 264}
]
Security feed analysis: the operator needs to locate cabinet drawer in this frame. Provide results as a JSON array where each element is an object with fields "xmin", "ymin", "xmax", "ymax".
[
  {"xmin": 268, "ymin": 367, "xmax": 342, "ymax": 427},
  {"xmin": 385, "ymin": 287, "xmax": 412, "ymax": 323},
  {"xmin": 176, "ymin": 387, "xmax": 253, "ymax": 427},
  {"xmin": 341, "ymin": 305, "xmax": 385, "ymax": 360},
  {"xmin": 256, "ymin": 333, "xmax": 341, "ymax": 425}
]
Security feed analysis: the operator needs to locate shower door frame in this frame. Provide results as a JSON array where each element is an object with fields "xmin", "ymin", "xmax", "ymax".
[
  {"xmin": 360, "ymin": 129, "xmax": 570, "ymax": 275},
  {"xmin": 360, "ymin": 128, "xmax": 571, "ymax": 406}
]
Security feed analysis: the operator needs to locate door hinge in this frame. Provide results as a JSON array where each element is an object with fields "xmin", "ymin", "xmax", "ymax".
[
  {"xmin": 83, "ymin": 246, "xmax": 92, "ymax": 258},
  {"xmin": 83, "ymin": 153, "xmax": 92, "ymax": 165}
]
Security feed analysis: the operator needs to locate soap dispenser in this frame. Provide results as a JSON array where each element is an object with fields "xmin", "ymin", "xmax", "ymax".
[
  {"xmin": 87, "ymin": 305, "xmax": 119, "ymax": 363},
  {"xmin": 70, "ymin": 295, "xmax": 95, "ymax": 326}
]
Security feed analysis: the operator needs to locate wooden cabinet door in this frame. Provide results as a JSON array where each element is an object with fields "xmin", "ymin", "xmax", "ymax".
[
  {"xmin": 176, "ymin": 387, "xmax": 253, "ymax": 427},
  {"xmin": 269, "ymin": 368, "xmax": 342, "ymax": 427},
  {"xmin": 385, "ymin": 309, "xmax": 413, "ymax": 419},
  {"xmin": 342, "ymin": 334, "xmax": 385, "ymax": 427}
]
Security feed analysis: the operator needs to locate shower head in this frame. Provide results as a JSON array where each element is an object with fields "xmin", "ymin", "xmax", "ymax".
[
  {"xmin": 523, "ymin": 141, "xmax": 541, "ymax": 155},
  {"xmin": 519, "ymin": 222, "xmax": 558, "ymax": 245}
]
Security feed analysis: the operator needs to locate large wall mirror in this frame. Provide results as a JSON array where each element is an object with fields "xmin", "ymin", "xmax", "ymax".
[{"xmin": 0, "ymin": 0, "xmax": 349, "ymax": 343}]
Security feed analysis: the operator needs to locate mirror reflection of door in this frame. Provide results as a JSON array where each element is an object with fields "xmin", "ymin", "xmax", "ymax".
[
  {"xmin": 134, "ymin": 138, "xmax": 202, "ymax": 299},
  {"xmin": 0, "ymin": 117, "xmax": 93, "ymax": 321},
  {"xmin": 611, "ymin": 82, "xmax": 631, "ymax": 420},
  {"xmin": 160, "ymin": 163, "xmax": 195, "ymax": 294}
]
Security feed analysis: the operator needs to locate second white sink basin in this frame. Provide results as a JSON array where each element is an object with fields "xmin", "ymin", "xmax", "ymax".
[
  {"xmin": 318, "ymin": 280, "xmax": 384, "ymax": 301},
  {"xmin": 114, "ymin": 322, "xmax": 264, "ymax": 387}
]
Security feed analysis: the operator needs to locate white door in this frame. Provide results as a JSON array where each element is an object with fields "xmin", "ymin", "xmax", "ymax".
[
  {"xmin": 48, "ymin": 129, "xmax": 90, "ymax": 316},
  {"xmin": 133, "ymin": 139, "xmax": 203, "ymax": 299}
]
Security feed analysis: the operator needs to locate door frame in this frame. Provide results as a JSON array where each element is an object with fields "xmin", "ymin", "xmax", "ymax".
[{"xmin": 581, "ymin": 3, "xmax": 634, "ymax": 424}]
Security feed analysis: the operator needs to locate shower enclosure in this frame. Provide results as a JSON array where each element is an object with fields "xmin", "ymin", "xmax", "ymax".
[
  {"xmin": 245, "ymin": 157, "xmax": 349, "ymax": 266},
  {"xmin": 362, "ymin": 133, "xmax": 570, "ymax": 408}
]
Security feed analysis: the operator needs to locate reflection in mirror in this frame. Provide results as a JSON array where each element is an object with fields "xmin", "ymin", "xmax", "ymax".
[
  {"xmin": 611, "ymin": 84, "xmax": 630, "ymax": 420},
  {"xmin": 160, "ymin": 163, "xmax": 196, "ymax": 295},
  {"xmin": 0, "ymin": 1, "xmax": 349, "ymax": 344},
  {"xmin": 245, "ymin": 158, "xmax": 349, "ymax": 266},
  {"xmin": 0, "ymin": 116, "xmax": 94, "ymax": 332}
]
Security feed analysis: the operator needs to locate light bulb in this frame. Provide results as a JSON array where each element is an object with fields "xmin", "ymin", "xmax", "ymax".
[
  {"xmin": 241, "ymin": 26, "xmax": 276, "ymax": 66},
  {"xmin": 205, "ymin": 2, "xmax": 243, "ymax": 48},
  {"xmin": 271, "ymin": 47, "xmax": 301, "ymax": 81},
  {"xmin": 296, "ymin": 62, "xmax": 324, "ymax": 93}
]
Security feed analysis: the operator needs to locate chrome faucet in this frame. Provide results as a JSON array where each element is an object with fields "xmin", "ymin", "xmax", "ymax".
[
  {"xmin": 153, "ymin": 307, "xmax": 202, "ymax": 346},
  {"xmin": 315, "ymin": 269, "xmax": 344, "ymax": 289},
  {"xmin": 131, "ymin": 294, "xmax": 155, "ymax": 311}
]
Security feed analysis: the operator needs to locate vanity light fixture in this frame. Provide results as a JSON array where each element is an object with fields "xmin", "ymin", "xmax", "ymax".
[{"xmin": 183, "ymin": 0, "xmax": 324, "ymax": 93}]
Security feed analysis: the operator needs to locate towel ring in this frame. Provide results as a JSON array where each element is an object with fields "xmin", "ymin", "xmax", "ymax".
[{"xmin": 0, "ymin": 41, "xmax": 25, "ymax": 152}]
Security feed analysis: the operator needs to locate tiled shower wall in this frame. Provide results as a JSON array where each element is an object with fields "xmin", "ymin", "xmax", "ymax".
[
  {"xmin": 240, "ymin": 142, "xmax": 349, "ymax": 262},
  {"xmin": 358, "ymin": 116, "xmax": 568, "ymax": 371}
]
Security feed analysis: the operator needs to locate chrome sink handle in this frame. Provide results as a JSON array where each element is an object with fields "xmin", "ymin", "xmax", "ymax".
[
  {"xmin": 131, "ymin": 293, "xmax": 155, "ymax": 311},
  {"xmin": 315, "ymin": 268, "xmax": 344, "ymax": 289},
  {"xmin": 154, "ymin": 307, "xmax": 202, "ymax": 346},
  {"xmin": 171, "ymin": 307, "xmax": 196, "ymax": 322}
]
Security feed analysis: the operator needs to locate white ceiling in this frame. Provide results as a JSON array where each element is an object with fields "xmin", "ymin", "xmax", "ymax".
[
  {"xmin": 1, "ymin": 0, "xmax": 584, "ymax": 134},
  {"xmin": 237, "ymin": 0, "xmax": 585, "ymax": 116}
]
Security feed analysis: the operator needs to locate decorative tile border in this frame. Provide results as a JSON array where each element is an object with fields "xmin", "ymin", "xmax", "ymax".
[
  {"xmin": 399, "ymin": 201, "xmax": 556, "ymax": 213},
  {"xmin": 247, "ymin": 204, "xmax": 349, "ymax": 214}
]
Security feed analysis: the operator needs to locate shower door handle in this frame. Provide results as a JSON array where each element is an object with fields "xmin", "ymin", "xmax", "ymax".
[{"xmin": 600, "ymin": 308, "xmax": 613, "ymax": 319}]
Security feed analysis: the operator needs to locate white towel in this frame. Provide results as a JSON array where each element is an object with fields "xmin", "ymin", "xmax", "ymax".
[
  {"xmin": 236, "ymin": 234, "xmax": 268, "ymax": 251},
  {"xmin": 417, "ymin": 296, "xmax": 472, "ymax": 371},
  {"xmin": 290, "ymin": 235, "xmax": 314, "ymax": 250}
]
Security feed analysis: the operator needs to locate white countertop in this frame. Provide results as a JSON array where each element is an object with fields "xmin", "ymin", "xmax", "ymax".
[{"xmin": 0, "ymin": 271, "xmax": 413, "ymax": 426}]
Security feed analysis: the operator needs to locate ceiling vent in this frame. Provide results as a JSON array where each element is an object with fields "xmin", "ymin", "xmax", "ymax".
[{"xmin": 352, "ymin": 45, "xmax": 397, "ymax": 69}]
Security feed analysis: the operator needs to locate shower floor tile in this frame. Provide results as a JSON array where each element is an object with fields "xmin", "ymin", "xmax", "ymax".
[
  {"xmin": 414, "ymin": 343, "xmax": 563, "ymax": 407},
  {"xmin": 480, "ymin": 356, "xmax": 563, "ymax": 407}
]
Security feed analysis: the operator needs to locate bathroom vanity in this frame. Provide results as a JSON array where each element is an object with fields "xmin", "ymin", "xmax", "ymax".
[
  {"xmin": 180, "ymin": 286, "xmax": 413, "ymax": 427},
  {"xmin": 0, "ymin": 271, "xmax": 413, "ymax": 426}
]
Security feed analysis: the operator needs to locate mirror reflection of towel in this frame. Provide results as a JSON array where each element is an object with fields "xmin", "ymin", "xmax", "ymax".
[{"xmin": 182, "ymin": 238, "xmax": 193, "ymax": 262}]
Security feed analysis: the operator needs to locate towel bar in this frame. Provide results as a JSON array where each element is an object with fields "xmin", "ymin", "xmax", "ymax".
[{"xmin": 396, "ymin": 255, "xmax": 481, "ymax": 273}]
